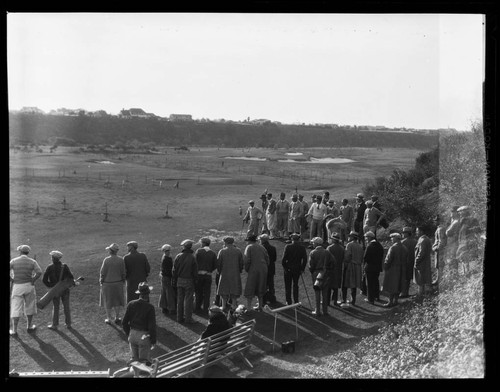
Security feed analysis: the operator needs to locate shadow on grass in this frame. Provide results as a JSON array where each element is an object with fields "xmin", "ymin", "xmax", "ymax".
[{"xmin": 17, "ymin": 333, "xmax": 72, "ymax": 372}]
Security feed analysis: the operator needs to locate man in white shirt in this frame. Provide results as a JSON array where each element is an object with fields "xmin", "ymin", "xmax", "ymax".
[{"xmin": 306, "ymin": 195, "xmax": 328, "ymax": 242}]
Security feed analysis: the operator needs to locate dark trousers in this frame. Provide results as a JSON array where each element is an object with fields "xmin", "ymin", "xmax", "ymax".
[
  {"xmin": 51, "ymin": 290, "xmax": 71, "ymax": 326},
  {"xmin": 194, "ymin": 274, "xmax": 212, "ymax": 312},
  {"xmin": 284, "ymin": 270, "xmax": 300, "ymax": 304},
  {"xmin": 314, "ymin": 287, "xmax": 329, "ymax": 314},
  {"xmin": 365, "ymin": 271, "xmax": 380, "ymax": 302},
  {"xmin": 214, "ymin": 273, "xmax": 221, "ymax": 306},
  {"xmin": 267, "ymin": 272, "xmax": 275, "ymax": 296},
  {"xmin": 341, "ymin": 287, "xmax": 357, "ymax": 304}
]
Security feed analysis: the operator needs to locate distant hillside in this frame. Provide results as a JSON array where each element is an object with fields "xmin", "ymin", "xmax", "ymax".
[{"xmin": 9, "ymin": 113, "xmax": 438, "ymax": 149}]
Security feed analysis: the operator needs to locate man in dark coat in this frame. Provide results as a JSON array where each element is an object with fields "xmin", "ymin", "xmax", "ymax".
[
  {"xmin": 194, "ymin": 237, "xmax": 217, "ymax": 315},
  {"xmin": 354, "ymin": 194, "xmax": 367, "ymax": 248},
  {"xmin": 362, "ymin": 232, "xmax": 384, "ymax": 304},
  {"xmin": 158, "ymin": 244, "xmax": 176, "ymax": 315},
  {"xmin": 382, "ymin": 233, "xmax": 408, "ymax": 307},
  {"xmin": 401, "ymin": 227, "xmax": 417, "ymax": 298},
  {"xmin": 124, "ymin": 241, "xmax": 151, "ymax": 303},
  {"xmin": 42, "ymin": 250, "xmax": 77, "ymax": 329},
  {"xmin": 281, "ymin": 233, "xmax": 308, "ymax": 305},
  {"xmin": 414, "ymin": 227, "xmax": 432, "ymax": 297},
  {"xmin": 199, "ymin": 305, "xmax": 232, "ymax": 339},
  {"xmin": 173, "ymin": 239, "xmax": 198, "ymax": 324},
  {"xmin": 259, "ymin": 234, "xmax": 277, "ymax": 304},
  {"xmin": 308, "ymin": 237, "xmax": 334, "ymax": 317},
  {"xmin": 326, "ymin": 232, "xmax": 344, "ymax": 306},
  {"xmin": 122, "ymin": 282, "xmax": 157, "ymax": 365}
]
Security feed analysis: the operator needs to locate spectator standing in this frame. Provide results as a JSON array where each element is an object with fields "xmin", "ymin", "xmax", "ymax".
[
  {"xmin": 194, "ymin": 237, "xmax": 217, "ymax": 315},
  {"xmin": 216, "ymin": 236, "xmax": 244, "ymax": 311},
  {"xmin": 340, "ymin": 231, "xmax": 364, "ymax": 307},
  {"xmin": 456, "ymin": 206, "xmax": 482, "ymax": 276},
  {"xmin": 243, "ymin": 234, "xmax": 269, "ymax": 312},
  {"xmin": 259, "ymin": 234, "xmax": 277, "ymax": 303},
  {"xmin": 414, "ymin": 227, "xmax": 433, "ymax": 297},
  {"xmin": 281, "ymin": 233, "xmax": 308, "ymax": 305},
  {"xmin": 400, "ymin": 227, "xmax": 418, "ymax": 298},
  {"xmin": 276, "ymin": 192, "xmax": 290, "ymax": 239},
  {"xmin": 266, "ymin": 193, "xmax": 278, "ymax": 239},
  {"xmin": 122, "ymin": 282, "xmax": 157, "ymax": 366},
  {"xmin": 288, "ymin": 194, "xmax": 302, "ymax": 238},
  {"xmin": 43, "ymin": 250, "xmax": 77, "ymax": 330},
  {"xmin": 340, "ymin": 198, "xmax": 354, "ymax": 245},
  {"xmin": 100, "ymin": 243, "xmax": 126, "ymax": 325},
  {"xmin": 445, "ymin": 206, "xmax": 461, "ymax": 277},
  {"xmin": 432, "ymin": 214, "xmax": 448, "ymax": 289},
  {"xmin": 298, "ymin": 194, "xmax": 309, "ymax": 239},
  {"xmin": 354, "ymin": 194, "xmax": 367, "ymax": 247},
  {"xmin": 243, "ymin": 200, "xmax": 264, "ymax": 239},
  {"xmin": 260, "ymin": 193, "xmax": 269, "ymax": 234},
  {"xmin": 306, "ymin": 195, "xmax": 328, "ymax": 242},
  {"xmin": 362, "ymin": 232, "xmax": 384, "ymax": 304},
  {"xmin": 382, "ymin": 233, "xmax": 408, "ymax": 307},
  {"xmin": 363, "ymin": 200, "xmax": 385, "ymax": 239},
  {"xmin": 308, "ymin": 237, "xmax": 331, "ymax": 317},
  {"xmin": 326, "ymin": 233, "xmax": 344, "ymax": 307},
  {"xmin": 173, "ymin": 239, "xmax": 198, "ymax": 324},
  {"xmin": 158, "ymin": 244, "xmax": 176, "ymax": 315},
  {"xmin": 10, "ymin": 245, "xmax": 42, "ymax": 336},
  {"xmin": 124, "ymin": 241, "xmax": 151, "ymax": 303}
]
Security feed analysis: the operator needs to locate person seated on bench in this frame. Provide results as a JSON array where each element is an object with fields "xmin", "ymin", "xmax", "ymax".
[{"xmin": 199, "ymin": 305, "xmax": 232, "ymax": 340}]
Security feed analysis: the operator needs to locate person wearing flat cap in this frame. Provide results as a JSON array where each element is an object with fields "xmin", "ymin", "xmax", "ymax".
[
  {"xmin": 172, "ymin": 239, "xmax": 198, "ymax": 324},
  {"xmin": 401, "ymin": 227, "xmax": 418, "ymax": 298},
  {"xmin": 243, "ymin": 200, "xmax": 264, "ymax": 240},
  {"xmin": 326, "ymin": 233, "xmax": 344, "ymax": 307},
  {"xmin": 308, "ymin": 237, "xmax": 335, "ymax": 317},
  {"xmin": 243, "ymin": 234, "xmax": 270, "ymax": 312},
  {"xmin": 260, "ymin": 194, "xmax": 270, "ymax": 235},
  {"xmin": 282, "ymin": 233, "xmax": 308, "ymax": 305},
  {"xmin": 362, "ymin": 232, "xmax": 384, "ymax": 304},
  {"xmin": 42, "ymin": 250, "xmax": 76, "ymax": 329},
  {"xmin": 216, "ymin": 237, "xmax": 244, "ymax": 311},
  {"xmin": 382, "ymin": 233, "xmax": 408, "ymax": 307},
  {"xmin": 340, "ymin": 231, "xmax": 364, "ymax": 308},
  {"xmin": 194, "ymin": 237, "xmax": 217, "ymax": 315},
  {"xmin": 266, "ymin": 193, "xmax": 278, "ymax": 239},
  {"xmin": 10, "ymin": 245, "xmax": 42, "ymax": 336},
  {"xmin": 456, "ymin": 206, "xmax": 482, "ymax": 276},
  {"xmin": 158, "ymin": 244, "xmax": 176, "ymax": 315},
  {"xmin": 276, "ymin": 192, "xmax": 291, "ymax": 239},
  {"xmin": 122, "ymin": 282, "xmax": 157, "ymax": 366},
  {"xmin": 100, "ymin": 243, "xmax": 126, "ymax": 325},
  {"xmin": 124, "ymin": 241, "xmax": 151, "ymax": 304}
]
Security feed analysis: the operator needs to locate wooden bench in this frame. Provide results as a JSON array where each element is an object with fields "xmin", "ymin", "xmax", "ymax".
[{"xmin": 155, "ymin": 319, "xmax": 256, "ymax": 378}]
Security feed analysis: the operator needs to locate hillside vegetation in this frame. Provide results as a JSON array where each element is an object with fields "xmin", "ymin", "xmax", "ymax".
[
  {"xmin": 304, "ymin": 122, "xmax": 487, "ymax": 378},
  {"xmin": 9, "ymin": 113, "xmax": 438, "ymax": 149}
]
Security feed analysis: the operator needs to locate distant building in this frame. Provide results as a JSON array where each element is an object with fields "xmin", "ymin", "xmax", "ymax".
[
  {"xmin": 120, "ymin": 108, "xmax": 156, "ymax": 118},
  {"xmin": 169, "ymin": 114, "xmax": 193, "ymax": 121},
  {"xmin": 20, "ymin": 106, "xmax": 45, "ymax": 114}
]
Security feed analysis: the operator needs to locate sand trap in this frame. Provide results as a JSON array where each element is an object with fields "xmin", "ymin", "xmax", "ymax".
[
  {"xmin": 224, "ymin": 156, "xmax": 267, "ymax": 161},
  {"xmin": 285, "ymin": 152, "xmax": 303, "ymax": 156},
  {"xmin": 278, "ymin": 157, "xmax": 355, "ymax": 164}
]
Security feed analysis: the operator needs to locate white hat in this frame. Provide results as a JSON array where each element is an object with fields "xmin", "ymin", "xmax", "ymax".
[
  {"xmin": 106, "ymin": 243, "xmax": 119, "ymax": 251},
  {"xmin": 180, "ymin": 239, "xmax": 194, "ymax": 246},
  {"xmin": 457, "ymin": 206, "xmax": 470, "ymax": 212},
  {"xmin": 126, "ymin": 241, "xmax": 138, "ymax": 248},
  {"xmin": 160, "ymin": 244, "xmax": 172, "ymax": 251},
  {"xmin": 390, "ymin": 232, "xmax": 402, "ymax": 239},
  {"xmin": 49, "ymin": 250, "xmax": 63, "ymax": 259},
  {"xmin": 364, "ymin": 231, "xmax": 375, "ymax": 238},
  {"xmin": 17, "ymin": 245, "xmax": 31, "ymax": 253},
  {"xmin": 259, "ymin": 234, "xmax": 270, "ymax": 241},
  {"xmin": 356, "ymin": 193, "xmax": 364, "ymax": 198}
]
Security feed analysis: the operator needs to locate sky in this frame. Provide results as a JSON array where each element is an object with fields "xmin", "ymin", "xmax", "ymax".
[{"xmin": 7, "ymin": 13, "xmax": 484, "ymax": 131}]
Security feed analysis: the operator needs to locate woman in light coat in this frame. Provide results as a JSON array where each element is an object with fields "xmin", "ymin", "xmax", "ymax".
[
  {"xmin": 382, "ymin": 233, "xmax": 408, "ymax": 307},
  {"xmin": 243, "ymin": 235, "xmax": 269, "ymax": 311},
  {"xmin": 216, "ymin": 237, "xmax": 244, "ymax": 311}
]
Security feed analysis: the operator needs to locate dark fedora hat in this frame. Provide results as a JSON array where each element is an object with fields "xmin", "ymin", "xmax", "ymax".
[{"xmin": 135, "ymin": 282, "xmax": 153, "ymax": 295}]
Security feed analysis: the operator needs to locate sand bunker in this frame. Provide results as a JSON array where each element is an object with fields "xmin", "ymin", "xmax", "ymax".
[
  {"xmin": 224, "ymin": 156, "xmax": 267, "ymax": 161},
  {"xmin": 278, "ymin": 157, "xmax": 355, "ymax": 164}
]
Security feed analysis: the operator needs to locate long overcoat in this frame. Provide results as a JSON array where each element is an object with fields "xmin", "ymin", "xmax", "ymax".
[
  {"xmin": 382, "ymin": 241, "xmax": 408, "ymax": 294},
  {"xmin": 414, "ymin": 235, "xmax": 432, "ymax": 285},
  {"xmin": 216, "ymin": 244, "xmax": 244, "ymax": 297},
  {"xmin": 342, "ymin": 240, "xmax": 363, "ymax": 288},
  {"xmin": 326, "ymin": 242, "xmax": 344, "ymax": 288},
  {"xmin": 401, "ymin": 237, "xmax": 417, "ymax": 281},
  {"xmin": 243, "ymin": 242, "xmax": 269, "ymax": 297}
]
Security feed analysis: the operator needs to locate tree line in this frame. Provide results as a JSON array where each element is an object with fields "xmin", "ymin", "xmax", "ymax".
[{"xmin": 9, "ymin": 113, "xmax": 438, "ymax": 149}]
